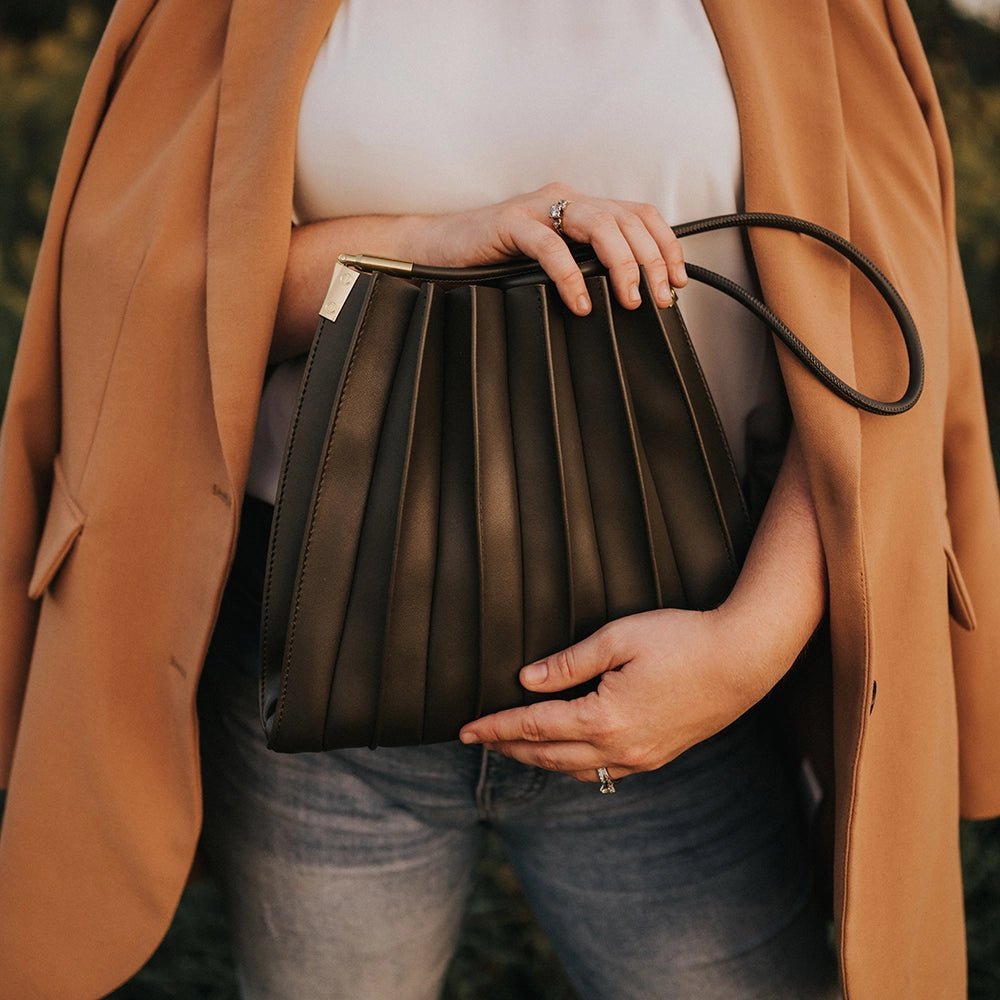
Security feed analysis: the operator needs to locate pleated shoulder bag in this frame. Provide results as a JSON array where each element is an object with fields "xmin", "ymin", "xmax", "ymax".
[{"xmin": 259, "ymin": 212, "xmax": 923, "ymax": 752}]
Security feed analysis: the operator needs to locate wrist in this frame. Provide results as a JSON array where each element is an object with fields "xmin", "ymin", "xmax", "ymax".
[
  {"xmin": 389, "ymin": 213, "xmax": 440, "ymax": 263},
  {"xmin": 713, "ymin": 587, "xmax": 821, "ymax": 703}
]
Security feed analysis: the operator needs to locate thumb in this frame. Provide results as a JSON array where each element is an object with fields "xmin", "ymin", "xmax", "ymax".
[{"xmin": 520, "ymin": 623, "xmax": 627, "ymax": 693}]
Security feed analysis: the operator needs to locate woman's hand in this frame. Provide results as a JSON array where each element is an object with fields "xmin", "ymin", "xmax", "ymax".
[
  {"xmin": 273, "ymin": 182, "xmax": 687, "ymax": 362},
  {"xmin": 459, "ymin": 428, "xmax": 827, "ymax": 785},
  {"xmin": 416, "ymin": 182, "xmax": 688, "ymax": 315},
  {"xmin": 459, "ymin": 605, "xmax": 782, "ymax": 783}
]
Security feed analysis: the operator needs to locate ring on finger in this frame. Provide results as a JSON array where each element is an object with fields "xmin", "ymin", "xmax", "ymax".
[
  {"xmin": 549, "ymin": 198, "xmax": 572, "ymax": 235},
  {"xmin": 596, "ymin": 766, "xmax": 616, "ymax": 795}
]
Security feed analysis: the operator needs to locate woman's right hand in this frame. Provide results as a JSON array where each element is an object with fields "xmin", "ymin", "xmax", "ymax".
[{"xmin": 273, "ymin": 182, "xmax": 687, "ymax": 363}]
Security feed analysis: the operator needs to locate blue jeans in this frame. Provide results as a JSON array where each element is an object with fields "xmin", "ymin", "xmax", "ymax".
[{"xmin": 197, "ymin": 499, "xmax": 840, "ymax": 999}]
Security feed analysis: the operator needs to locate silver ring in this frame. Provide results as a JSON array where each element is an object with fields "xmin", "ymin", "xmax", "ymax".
[
  {"xmin": 549, "ymin": 198, "xmax": 572, "ymax": 235},
  {"xmin": 596, "ymin": 766, "xmax": 616, "ymax": 795}
]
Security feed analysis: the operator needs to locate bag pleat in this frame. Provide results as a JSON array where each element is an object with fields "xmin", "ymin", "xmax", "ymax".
[
  {"xmin": 612, "ymin": 270, "xmax": 748, "ymax": 609},
  {"xmin": 279, "ymin": 273, "xmax": 416, "ymax": 749},
  {"xmin": 470, "ymin": 286, "xmax": 525, "ymax": 717},
  {"xmin": 325, "ymin": 277, "xmax": 435, "ymax": 747},
  {"xmin": 504, "ymin": 284, "xmax": 573, "ymax": 669},
  {"xmin": 544, "ymin": 286, "xmax": 606, "ymax": 643},
  {"xmin": 604, "ymin": 299, "xmax": 668, "ymax": 612},
  {"xmin": 612, "ymin": 289, "xmax": 707, "ymax": 608},
  {"xmin": 260, "ymin": 271, "xmax": 377, "ymax": 748},
  {"xmin": 623, "ymin": 399, "xmax": 676, "ymax": 609},
  {"xmin": 423, "ymin": 286, "xmax": 481, "ymax": 743},
  {"xmin": 563, "ymin": 276, "xmax": 660, "ymax": 621},
  {"xmin": 658, "ymin": 281, "xmax": 752, "ymax": 598},
  {"xmin": 600, "ymin": 286, "xmax": 687, "ymax": 607},
  {"xmin": 375, "ymin": 285, "xmax": 445, "ymax": 746}
]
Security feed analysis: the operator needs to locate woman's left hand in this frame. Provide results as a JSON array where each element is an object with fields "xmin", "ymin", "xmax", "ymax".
[
  {"xmin": 459, "ymin": 427, "xmax": 827, "ymax": 785},
  {"xmin": 458, "ymin": 604, "xmax": 784, "ymax": 784}
]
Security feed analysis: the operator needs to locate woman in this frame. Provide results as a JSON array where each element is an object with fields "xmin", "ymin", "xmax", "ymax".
[
  {"xmin": 198, "ymin": 4, "xmax": 830, "ymax": 997},
  {"xmin": 0, "ymin": 1, "xmax": 997, "ymax": 998}
]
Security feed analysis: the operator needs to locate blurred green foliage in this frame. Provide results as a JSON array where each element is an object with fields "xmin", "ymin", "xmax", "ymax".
[
  {"xmin": 1, "ymin": 2, "xmax": 998, "ymax": 998},
  {"xmin": 910, "ymin": 0, "xmax": 1000, "ymax": 360},
  {"xmin": 0, "ymin": 4, "xmax": 108, "ymax": 414}
]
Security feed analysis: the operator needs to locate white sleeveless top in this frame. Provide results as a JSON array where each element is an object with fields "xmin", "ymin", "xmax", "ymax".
[{"xmin": 246, "ymin": 0, "xmax": 784, "ymax": 503}]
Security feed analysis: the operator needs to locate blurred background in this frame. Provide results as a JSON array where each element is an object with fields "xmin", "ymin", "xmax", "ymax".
[{"xmin": 1, "ymin": 1, "xmax": 998, "ymax": 997}]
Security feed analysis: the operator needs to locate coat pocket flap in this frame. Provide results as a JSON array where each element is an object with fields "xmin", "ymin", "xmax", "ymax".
[
  {"xmin": 28, "ymin": 458, "xmax": 86, "ymax": 600},
  {"xmin": 943, "ymin": 543, "xmax": 977, "ymax": 633}
]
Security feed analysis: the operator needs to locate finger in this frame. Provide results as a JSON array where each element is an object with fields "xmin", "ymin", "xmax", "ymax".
[
  {"xmin": 615, "ymin": 211, "xmax": 676, "ymax": 308},
  {"xmin": 519, "ymin": 623, "xmax": 627, "ymax": 693},
  {"xmin": 508, "ymin": 216, "xmax": 593, "ymax": 316},
  {"xmin": 459, "ymin": 695, "xmax": 594, "ymax": 745},
  {"xmin": 484, "ymin": 739, "xmax": 624, "ymax": 776},
  {"xmin": 559, "ymin": 202, "xmax": 642, "ymax": 310},
  {"xmin": 631, "ymin": 202, "xmax": 687, "ymax": 288}
]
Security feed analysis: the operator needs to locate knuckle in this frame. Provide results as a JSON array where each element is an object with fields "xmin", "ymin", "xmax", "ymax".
[
  {"xmin": 521, "ymin": 708, "xmax": 544, "ymax": 743},
  {"xmin": 594, "ymin": 622, "xmax": 620, "ymax": 660},
  {"xmin": 540, "ymin": 180, "xmax": 571, "ymax": 200},
  {"xmin": 554, "ymin": 268, "xmax": 586, "ymax": 292},
  {"xmin": 665, "ymin": 241, "xmax": 685, "ymax": 264},
  {"xmin": 617, "ymin": 745, "xmax": 645, "ymax": 769},
  {"xmin": 591, "ymin": 705, "xmax": 623, "ymax": 746},
  {"xmin": 612, "ymin": 256, "xmax": 641, "ymax": 279},
  {"xmin": 549, "ymin": 647, "xmax": 578, "ymax": 686},
  {"xmin": 535, "ymin": 748, "xmax": 562, "ymax": 773},
  {"xmin": 588, "ymin": 715, "xmax": 615, "ymax": 746},
  {"xmin": 592, "ymin": 210, "xmax": 618, "ymax": 231},
  {"xmin": 576, "ymin": 691, "xmax": 604, "ymax": 728}
]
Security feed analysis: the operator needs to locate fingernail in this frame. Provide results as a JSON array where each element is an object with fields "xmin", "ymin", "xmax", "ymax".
[
  {"xmin": 521, "ymin": 662, "xmax": 548, "ymax": 685},
  {"xmin": 658, "ymin": 281, "xmax": 673, "ymax": 305},
  {"xmin": 459, "ymin": 729, "xmax": 479, "ymax": 744},
  {"xmin": 576, "ymin": 295, "xmax": 591, "ymax": 314},
  {"xmin": 678, "ymin": 262, "xmax": 688, "ymax": 284},
  {"xmin": 628, "ymin": 284, "xmax": 641, "ymax": 304}
]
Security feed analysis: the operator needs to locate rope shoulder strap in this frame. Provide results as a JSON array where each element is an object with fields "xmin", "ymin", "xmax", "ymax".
[
  {"xmin": 342, "ymin": 212, "xmax": 925, "ymax": 416},
  {"xmin": 672, "ymin": 212, "xmax": 924, "ymax": 415}
]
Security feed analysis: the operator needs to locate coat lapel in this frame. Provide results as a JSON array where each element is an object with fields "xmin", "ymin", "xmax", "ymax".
[
  {"xmin": 701, "ymin": 0, "xmax": 857, "ymax": 440},
  {"xmin": 702, "ymin": 0, "xmax": 870, "ymax": 931},
  {"xmin": 205, "ymin": 0, "xmax": 340, "ymax": 493},
  {"xmin": 703, "ymin": 0, "xmax": 867, "ymax": 661}
]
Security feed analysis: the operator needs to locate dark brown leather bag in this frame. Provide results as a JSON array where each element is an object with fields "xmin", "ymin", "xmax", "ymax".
[{"xmin": 259, "ymin": 213, "xmax": 923, "ymax": 752}]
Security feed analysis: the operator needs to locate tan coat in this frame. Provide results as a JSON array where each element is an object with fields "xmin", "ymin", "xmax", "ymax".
[{"xmin": 0, "ymin": 1, "xmax": 997, "ymax": 996}]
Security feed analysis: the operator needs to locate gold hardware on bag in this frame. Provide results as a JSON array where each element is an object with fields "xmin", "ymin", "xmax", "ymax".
[
  {"xmin": 337, "ymin": 253, "xmax": 415, "ymax": 276},
  {"xmin": 321, "ymin": 256, "xmax": 416, "ymax": 321},
  {"xmin": 319, "ymin": 261, "xmax": 362, "ymax": 322}
]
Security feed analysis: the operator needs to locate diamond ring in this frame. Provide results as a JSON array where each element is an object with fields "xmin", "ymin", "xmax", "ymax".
[
  {"xmin": 549, "ymin": 198, "xmax": 572, "ymax": 235},
  {"xmin": 596, "ymin": 766, "xmax": 616, "ymax": 794}
]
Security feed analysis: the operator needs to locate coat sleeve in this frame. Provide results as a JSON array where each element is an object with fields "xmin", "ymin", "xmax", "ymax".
[
  {"xmin": 0, "ymin": 0, "xmax": 158, "ymax": 793},
  {"xmin": 884, "ymin": 0, "xmax": 1000, "ymax": 819}
]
